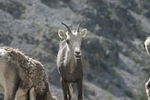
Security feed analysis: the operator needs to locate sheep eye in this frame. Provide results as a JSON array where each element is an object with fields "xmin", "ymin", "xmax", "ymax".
[{"xmin": 66, "ymin": 39, "xmax": 70, "ymax": 44}]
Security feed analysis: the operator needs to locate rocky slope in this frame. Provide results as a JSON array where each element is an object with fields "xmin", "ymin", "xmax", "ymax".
[{"xmin": 0, "ymin": 0, "xmax": 150, "ymax": 100}]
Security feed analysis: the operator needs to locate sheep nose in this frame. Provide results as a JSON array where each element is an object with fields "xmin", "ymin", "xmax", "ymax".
[{"xmin": 75, "ymin": 51, "xmax": 80, "ymax": 54}]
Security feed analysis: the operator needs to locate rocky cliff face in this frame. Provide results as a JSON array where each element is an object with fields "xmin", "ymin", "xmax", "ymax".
[{"xmin": 0, "ymin": 0, "xmax": 150, "ymax": 100}]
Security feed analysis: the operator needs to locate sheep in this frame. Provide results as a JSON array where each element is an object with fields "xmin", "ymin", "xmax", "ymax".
[
  {"xmin": 145, "ymin": 79, "xmax": 150, "ymax": 100},
  {"xmin": 144, "ymin": 37, "xmax": 150, "ymax": 57},
  {"xmin": 57, "ymin": 23, "xmax": 87, "ymax": 100},
  {"xmin": 144, "ymin": 37, "xmax": 150, "ymax": 100},
  {"xmin": 0, "ymin": 47, "xmax": 57, "ymax": 100}
]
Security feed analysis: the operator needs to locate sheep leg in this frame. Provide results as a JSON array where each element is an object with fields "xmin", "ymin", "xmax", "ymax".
[
  {"xmin": 15, "ymin": 94, "xmax": 29, "ymax": 100},
  {"xmin": 67, "ymin": 83, "xmax": 72, "ymax": 100},
  {"xmin": 4, "ymin": 74, "xmax": 20, "ymax": 100},
  {"xmin": 29, "ymin": 87, "xmax": 36, "ymax": 100},
  {"xmin": 0, "ymin": 83, "xmax": 4, "ymax": 94},
  {"xmin": 61, "ymin": 78, "xmax": 68, "ymax": 100},
  {"xmin": 77, "ymin": 79, "xmax": 83, "ymax": 100}
]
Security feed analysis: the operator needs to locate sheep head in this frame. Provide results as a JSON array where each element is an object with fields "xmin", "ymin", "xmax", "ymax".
[{"xmin": 58, "ymin": 23, "xmax": 87, "ymax": 59}]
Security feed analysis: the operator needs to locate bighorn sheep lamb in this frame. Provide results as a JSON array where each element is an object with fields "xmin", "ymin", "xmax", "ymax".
[
  {"xmin": 0, "ymin": 47, "xmax": 57, "ymax": 100},
  {"xmin": 144, "ymin": 37, "xmax": 150, "ymax": 100},
  {"xmin": 57, "ymin": 23, "xmax": 87, "ymax": 100}
]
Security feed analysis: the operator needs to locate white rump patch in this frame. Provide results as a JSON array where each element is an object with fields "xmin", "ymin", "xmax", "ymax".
[{"xmin": 0, "ymin": 49, "xmax": 7, "ymax": 57}]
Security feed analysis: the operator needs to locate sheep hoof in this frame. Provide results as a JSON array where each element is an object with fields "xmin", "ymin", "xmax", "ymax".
[
  {"xmin": 52, "ymin": 96, "xmax": 58, "ymax": 100},
  {"xmin": 62, "ymin": 98, "xmax": 68, "ymax": 100}
]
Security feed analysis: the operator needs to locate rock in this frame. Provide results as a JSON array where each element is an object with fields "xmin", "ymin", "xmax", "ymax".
[{"xmin": 0, "ymin": 0, "xmax": 149, "ymax": 100}]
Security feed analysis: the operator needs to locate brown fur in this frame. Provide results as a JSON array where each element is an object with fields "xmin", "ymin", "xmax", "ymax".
[{"xmin": 0, "ymin": 47, "xmax": 57, "ymax": 100}]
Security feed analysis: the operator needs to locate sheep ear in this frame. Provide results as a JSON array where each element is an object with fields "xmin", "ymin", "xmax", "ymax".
[
  {"xmin": 80, "ymin": 29, "xmax": 87, "ymax": 37},
  {"xmin": 58, "ymin": 30, "xmax": 66, "ymax": 39}
]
